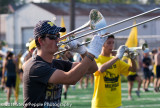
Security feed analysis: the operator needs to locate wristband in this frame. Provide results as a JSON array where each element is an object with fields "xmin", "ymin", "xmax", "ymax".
[{"xmin": 86, "ymin": 54, "xmax": 94, "ymax": 61}]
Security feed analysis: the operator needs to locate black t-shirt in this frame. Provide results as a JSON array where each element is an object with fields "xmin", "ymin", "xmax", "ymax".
[
  {"xmin": 6, "ymin": 59, "xmax": 16, "ymax": 76},
  {"xmin": 23, "ymin": 55, "xmax": 72, "ymax": 108},
  {"xmin": 142, "ymin": 57, "xmax": 151, "ymax": 67}
]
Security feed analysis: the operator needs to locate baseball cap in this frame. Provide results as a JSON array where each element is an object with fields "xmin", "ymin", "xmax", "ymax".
[
  {"xmin": 143, "ymin": 48, "xmax": 149, "ymax": 53},
  {"xmin": 34, "ymin": 20, "xmax": 66, "ymax": 38}
]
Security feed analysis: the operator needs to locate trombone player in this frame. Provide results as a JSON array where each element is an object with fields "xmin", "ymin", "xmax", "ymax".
[
  {"xmin": 91, "ymin": 34, "xmax": 137, "ymax": 108},
  {"xmin": 22, "ymin": 20, "xmax": 109, "ymax": 108}
]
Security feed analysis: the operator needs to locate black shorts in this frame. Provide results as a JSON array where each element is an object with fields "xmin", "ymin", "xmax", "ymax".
[
  {"xmin": 156, "ymin": 65, "xmax": 160, "ymax": 78},
  {"xmin": 150, "ymin": 71, "xmax": 154, "ymax": 77},
  {"xmin": 6, "ymin": 76, "xmax": 16, "ymax": 88},
  {"xmin": 127, "ymin": 74, "xmax": 138, "ymax": 81},
  {"xmin": 143, "ymin": 68, "xmax": 151, "ymax": 79}
]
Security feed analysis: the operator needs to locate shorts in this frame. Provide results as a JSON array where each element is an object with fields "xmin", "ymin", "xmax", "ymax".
[
  {"xmin": 6, "ymin": 76, "xmax": 16, "ymax": 88},
  {"xmin": 143, "ymin": 68, "xmax": 151, "ymax": 79},
  {"xmin": 156, "ymin": 65, "xmax": 160, "ymax": 78},
  {"xmin": 127, "ymin": 74, "xmax": 138, "ymax": 81},
  {"xmin": 150, "ymin": 71, "xmax": 154, "ymax": 77}
]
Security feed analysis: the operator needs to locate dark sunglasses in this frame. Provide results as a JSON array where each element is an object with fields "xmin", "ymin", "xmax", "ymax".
[{"xmin": 46, "ymin": 34, "xmax": 60, "ymax": 40}]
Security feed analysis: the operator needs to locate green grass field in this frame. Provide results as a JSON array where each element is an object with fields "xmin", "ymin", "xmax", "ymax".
[{"xmin": 0, "ymin": 82, "xmax": 160, "ymax": 108}]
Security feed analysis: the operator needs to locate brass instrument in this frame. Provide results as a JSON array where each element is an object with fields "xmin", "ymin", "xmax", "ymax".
[{"xmin": 54, "ymin": 8, "xmax": 160, "ymax": 55}]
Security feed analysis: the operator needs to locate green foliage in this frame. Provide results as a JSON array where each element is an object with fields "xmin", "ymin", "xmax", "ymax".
[{"xmin": 0, "ymin": 0, "xmax": 24, "ymax": 14}]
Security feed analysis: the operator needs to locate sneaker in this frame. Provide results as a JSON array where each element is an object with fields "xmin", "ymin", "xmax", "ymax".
[
  {"xmin": 13, "ymin": 101, "xmax": 18, "ymax": 105},
  {"xmin": 145, "ymin": 89, "xmax": 149, "ymax": 92},
  {"xmin": 150, "ymin": 83, "xmax": 154, "ymax": 87},
  {"xmin": 143, "ymin": 89, "xmax": 149, "ymax": 92},
  {"xmin": 154, "ymin": 88, "xmax": 158, "ymax": 93},
  {"xmin": 128, "ymin": 96, "xmax": 132, "ymax": 100},
  {"xmin": 4, "ymin": 101, "xmax": 10, "ymax": 106},
  {"xmin": 78, "ymin": 85, "xmax": 82, "ymax": 89},
  {"xmin": 135, "ymin": 91, "xmax": 140, "ymax": 97},
  {"xmin": 157, "ymin": 87, "xmax": 160, "ymax": 92}
]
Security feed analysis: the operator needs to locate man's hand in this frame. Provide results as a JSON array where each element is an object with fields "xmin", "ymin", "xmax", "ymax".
[
  {"xmin": 87, "ymin": 34, "xmax": 108, "ymax": 58},
  {"xmin": 124, "ymin": 51, "xmax": 137, "ymax": 59},
  {"xmin": 68, "ymin": 39, "xmax": 87, "ymax": 55},
  {"xmin": 116, "ymin": 45, "xmax": 128, "ymax": 59}
]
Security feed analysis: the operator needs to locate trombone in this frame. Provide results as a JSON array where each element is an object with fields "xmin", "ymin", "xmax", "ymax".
[
  {"xmin": 58, "ymin": 8, "xmax": 160, "ymax": 46},
  {"xmin": 112, "ymin": 43, "xmax": 149, "ymax": 53},
  {"xmin": 55, "ymin": 8, "xmax": 160, "ymax": 55},
  {"xmin": 59, "ymin": 9, "xmax": 107, "ymax": 41},
  {"xmin": 112, "ymin": 43, "xmax": 149, "ymax": 58}
]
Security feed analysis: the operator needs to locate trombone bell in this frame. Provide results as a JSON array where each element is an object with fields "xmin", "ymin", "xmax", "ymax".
[{"xmin": 90, "ymin": 9, "xmax": 107, "ymax": 35}]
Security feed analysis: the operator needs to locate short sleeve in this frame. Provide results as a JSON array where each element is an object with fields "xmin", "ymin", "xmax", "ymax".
[
  {"xmin": 118, "ymin": 60, "xmax": 130, "ymax": 76},
  {"xmin": 61, "ymin": 60, "xmax": 72, "ymax": 72},
  {"xmin": 52, "ymin": 59, "xmax": 72, "ymax": 72},
  {"xmin": 30, "ymin": 62, "xmax": 56, "ymax": 85}
]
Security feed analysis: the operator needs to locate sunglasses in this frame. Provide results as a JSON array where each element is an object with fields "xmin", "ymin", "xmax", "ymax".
[{"xmin": 45, "ymin": 34, "xmax": 60, "ymax": 40}]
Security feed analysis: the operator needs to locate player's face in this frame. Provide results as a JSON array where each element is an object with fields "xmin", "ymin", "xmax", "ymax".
[
  {"xmin": 43, "ymin": 33, "xmax": 60, "ymax": 54},
  {"xmin": 103, "ymin": 38, "xmax": 114, "ymax": 53}
]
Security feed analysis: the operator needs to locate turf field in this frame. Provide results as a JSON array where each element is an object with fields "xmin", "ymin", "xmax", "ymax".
[{"xmin": 0, "ymin": 82, "xmax": 160, "ymax": 108}]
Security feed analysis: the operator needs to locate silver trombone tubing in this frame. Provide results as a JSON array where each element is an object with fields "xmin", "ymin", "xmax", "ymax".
[
  {"xmin": 87, "ymin": 15, "xmax": 160, "ymax": 45},
  {"xmin": 112, "ymin": 44, "xmax": 147, "ymax": 52},
  {"xmin": 54, "ymin": 15, "xmax": 160, "ymax": 56},
  {"xmin": 58, "ymin": 8, "xmax": 160, "ymax": 46},
  {"xmin": 59, "ymin": 21, "xmax": 90, "ymax": 41},
  {"xmin": 54, "ymin": 41, "xmax": 90, "ymax": 56}
]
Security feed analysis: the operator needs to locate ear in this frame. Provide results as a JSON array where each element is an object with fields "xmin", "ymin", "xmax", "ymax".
[{"xmin": 38, "ymin": 37, "xmax": 43, "ymax": 46}]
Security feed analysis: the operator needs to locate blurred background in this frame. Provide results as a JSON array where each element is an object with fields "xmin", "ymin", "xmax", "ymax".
[{"xmin": 0, "ymin": 0, "xmax": 160, "ymax": 108}]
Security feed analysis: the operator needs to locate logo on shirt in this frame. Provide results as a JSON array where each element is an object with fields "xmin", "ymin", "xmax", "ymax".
[{"xmin": 103, "ymin": 71, "xmax": 119, "ymax": 91}]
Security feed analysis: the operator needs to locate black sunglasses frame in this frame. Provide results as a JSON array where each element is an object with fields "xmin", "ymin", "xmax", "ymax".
[{"xmin": 45, "ymin": 34, "xmax": 60, "ymax": 40}]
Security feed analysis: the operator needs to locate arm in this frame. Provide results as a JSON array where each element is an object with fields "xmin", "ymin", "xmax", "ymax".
[
  {"xmin": 154, "ymin": 53, "xmax": 160, "ymax": 66},
  {"xmin": 2, "ymin": 59, "xmax": 6, "ymax": 83},
  {"xmin": 128, "ymin": 58, "xmax": 137, "ymax": 72},
  {"xmin": 13, "ymin": 58, "xmax": 19, "ymax": 74},
  {"xmin": 80, "ymin": 52, "xmax": 98, "ymax": 74},
  {"xmin": 99, "ymin": 45, "xmax": 128, "ymax": 73},
  {"xmin": 48, "ymin": 53, "xmax": 97, "ymax": 85},
  {"xmin": 51, "ymin": 34, "xmax": 108, "ymax": 84},
  {"xmin": 99, "ymin": 57, "xmax": 119, "ymax": 73}
]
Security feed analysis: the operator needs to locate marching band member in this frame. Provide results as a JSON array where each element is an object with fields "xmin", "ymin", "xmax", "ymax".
[
  {"xmin": 22, "ymin": 20, "xmax": 107, "ymax": 108},
  {"xmin": 91, "ymin": 34, "xmax": 137, "ymax": 108}
]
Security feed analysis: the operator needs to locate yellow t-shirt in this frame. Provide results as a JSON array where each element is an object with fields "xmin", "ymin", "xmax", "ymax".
[
  {"xmin": 153, "ymin": 64, "xmax": 156, "ymax": 75},
  {"xmin": 92, "ymin": 55, "xmax": 130, "ymax": 108}
]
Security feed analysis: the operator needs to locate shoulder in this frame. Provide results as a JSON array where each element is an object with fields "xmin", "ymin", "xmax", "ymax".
[
  {"xmin": 23, "ymin": 57, "xmax": 55, "ymax": 75},
  {"xmin": 23, "ymin": 57, "xmax": 47, "ymax": 70}
]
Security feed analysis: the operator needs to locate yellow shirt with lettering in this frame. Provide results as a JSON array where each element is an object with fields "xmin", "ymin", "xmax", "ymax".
[{"xmin": 92, "ymin": 55, "xmax": 130, "ymax": 108}]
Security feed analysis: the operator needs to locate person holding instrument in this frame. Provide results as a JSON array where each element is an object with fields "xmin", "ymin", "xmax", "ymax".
[
  {"xmin": 22, "ymin": 20, "xmax": 108, "ymax": 108},
  {"xmin": 91, "ymin": 34, "xmax": 137, "ymax": 108}
]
